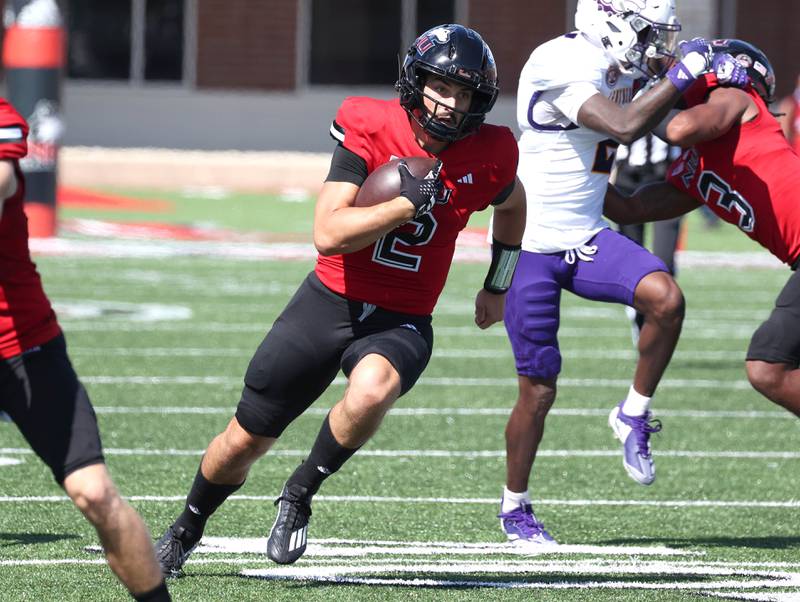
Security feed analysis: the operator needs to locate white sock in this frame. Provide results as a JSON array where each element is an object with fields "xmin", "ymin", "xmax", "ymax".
[
  {"xmin": 621, "ymin": 386, "xmax": 651, "ymax": 417},
  {"xmin": 502, "ymin": 486, "xmax": 530, "ymax": 513}
]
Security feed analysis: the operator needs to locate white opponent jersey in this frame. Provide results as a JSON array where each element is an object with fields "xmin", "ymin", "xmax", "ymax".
[{"xmin": 515, "ymin": 32, "xmax": 638, "ymax": 252}]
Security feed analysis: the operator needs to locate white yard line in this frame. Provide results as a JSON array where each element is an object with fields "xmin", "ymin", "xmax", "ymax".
[
  {"xmin": 75, "ymin": 375, "xmax": 755, "ymax": 389},
  {"xmin": 3, "ymin": 446, "xmax": 796, "ymax": 460},
  {"xmin": 66, "ymin": 347, "xmax": 748, "ymax": 361},
  {"xmin": 83, "ymin": 406, "xmax": 790, "ymax": 419},
  {"xmin": 57, "ymin": 322, "xmax": 759, "ymax": 339},
  {"xmin": 31, "ymin": 239, "xmax": 784, "ymax": 269},
  {"xmin": 1, "ymin": 494, "xmax": 798, "ymax": 507}
]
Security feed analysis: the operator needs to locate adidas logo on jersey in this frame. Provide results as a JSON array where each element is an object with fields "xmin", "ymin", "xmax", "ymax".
[
  {"xmin": 457, "ymin": 173, "xmax": 474, "ymax": 184},
  {"xmin": 289, "ymin": 525, "xmax": 307, "ymax": 552}
]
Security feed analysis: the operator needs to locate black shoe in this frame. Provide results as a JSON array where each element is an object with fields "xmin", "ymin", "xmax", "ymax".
[
  {"xmin": 267, "ymin": 483, "xmax": 312, "ymax": 564},
  {"xmin": 155, "ymin": 525, "xmax": 199, "ymax": 577}
]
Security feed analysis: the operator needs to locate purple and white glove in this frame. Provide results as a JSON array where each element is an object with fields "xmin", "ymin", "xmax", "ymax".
[
  {"xmin": 667, "ymin": 37, "xmax": 713, "ymax": 93},
  {"xmin": 712, "ymin": 52, "xmax": 750, "ymax": 89}
]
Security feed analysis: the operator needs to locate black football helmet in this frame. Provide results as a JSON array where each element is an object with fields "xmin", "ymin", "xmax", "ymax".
[
  {"xmin": 711, "ymin": 39, "xmax": 776, "ymax": 104},
  {"xmin": 396, "ymin": 24, "xmax": 499, "ymax": 142}
]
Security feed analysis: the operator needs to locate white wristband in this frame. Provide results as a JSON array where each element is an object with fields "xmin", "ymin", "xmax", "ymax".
[{"xmin": 681, "ymin": 52, "xmax": 708, "ymax": 78}]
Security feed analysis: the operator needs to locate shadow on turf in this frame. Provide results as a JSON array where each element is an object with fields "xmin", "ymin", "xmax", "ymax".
[
  {"xmin": 242, "ymin": 572, "xmax": 741, "ymax": 589},
  {"xmin": 600, "ymin": 535, "xmax": 800, "ymax": 550},
  {"xmin": 0, "ymin": 532, "xmax": 80, "ymax": 547}
]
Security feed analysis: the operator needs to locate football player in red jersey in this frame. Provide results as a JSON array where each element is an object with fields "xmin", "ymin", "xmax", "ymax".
[
  {"xmin": 155, "ymin": 24, "xmax": 526, "ymax": 573},
  {"xmin": 0, "ymin": 100, "xmax": 170, "ymax": 601},
  {"xmin": 605, "ymin": 40, "xmax": 800, "ymax": 418}
]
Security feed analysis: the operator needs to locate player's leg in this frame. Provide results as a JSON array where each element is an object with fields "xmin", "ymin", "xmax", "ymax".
[
  {"xmin": 569, "ymin": 228, "xmax": 684, "ymax": 485},
  {"xmin": 631, "ymin": 271, "xmax": 684, "ymax": 396},
  {"xmin": 155, "ymin": 272, "xmax": 346, "ymax": 576},
  {"xmin": 745, "ymin": 270, "xmax": 800, "ymax": 416},
  {"xmin": 63, "ymin": 464, "xmax": 169, "ymax": 601},
  {"xmin": 1, "ymin": 335, "xmax": 170, "ymax": 601},
  {"xmin": 268, "ymin": 313, "xmax": 433, "ymax": 564},
  {"xmin": 499, "ymin": 250, "xmax": 564, "ymax": 545}
]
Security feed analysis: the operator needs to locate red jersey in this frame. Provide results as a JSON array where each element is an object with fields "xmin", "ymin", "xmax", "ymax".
[
  {"xmin": 0, "ymin": 99, "xmax": 60, "ymax": 358},
  {"xmin": 667, "ymin": 75, "xmax": 800, "ymax": 266},
  {"xmin": 316, "ymin": 97, "xmax": 518, "ymax": 315}
]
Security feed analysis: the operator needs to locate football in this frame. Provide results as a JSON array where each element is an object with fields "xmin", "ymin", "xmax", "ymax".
[{"xmin": 354, "ymin": 156, "xmax": 439, "ymax": 207}]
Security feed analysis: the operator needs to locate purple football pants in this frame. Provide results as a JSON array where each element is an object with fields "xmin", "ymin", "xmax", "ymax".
[{"xmin": 504, "ymin": 228, "xmax": 668, "ymax": 379}]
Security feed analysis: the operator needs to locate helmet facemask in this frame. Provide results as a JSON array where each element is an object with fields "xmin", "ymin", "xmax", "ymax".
[
  {"xmin": 575, "ymin": 0, "xmax": 680, "ymax": 79},
  {"xmin": 622, "ymin": 13, "xmax": 680, "ymax": 78},
  {"xmin": 402, "ymin": 64, "xmax": 498, "ymax": 142},
  {"xmin": 396, "ymin": 24, "xmax": 499, "ymax": 143}
]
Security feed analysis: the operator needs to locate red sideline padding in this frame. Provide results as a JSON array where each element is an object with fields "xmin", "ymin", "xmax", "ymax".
[
  {"xmin": 3, "ymin": 27, "xmax": 64, "ymax": 69},
  {"xmin": 24, "ymin": 202, "xmax": 56, "ymax": 237},
  {"xmin": 58, "ymin": 187, "xmax": 173, "ymax": 212}
]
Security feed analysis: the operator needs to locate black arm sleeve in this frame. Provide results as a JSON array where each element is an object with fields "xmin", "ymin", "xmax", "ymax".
[
  {"xmin": 325, "ymin": 144, "xmax": 369, "ymax": 186},
  {"xmin": 490, "ymin": 178, "xmax": 516, "ymax": 206}
]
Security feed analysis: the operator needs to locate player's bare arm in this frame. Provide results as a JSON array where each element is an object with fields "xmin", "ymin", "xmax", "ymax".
[
  {"xmin": 0, "ymin": 159, "xmax": 17, "ymax": 217},
  {"xmin": 312, "ymin": 180, "xmax": 416, "ymax": 256},
  {"xmin": 475, "ymin": 177, "xmax": 526, "ymax": 330},
  {"xmin": 577, "ymin": 80, "xmax": 685, "ymax": 145},
  {"xmin": 665, "ymin": 87, "xmax": 756, "ymax": 147},
  {"xmin": 604, "ymin": 180, "xmax": 701, "ymax": 225},
  {"xmin": 577, "ymin": 39, "xmax": 750, "ymax": 145},
  {"xmin": 491, "ymin": 176, "xmax": 526, "ymax": 247}
]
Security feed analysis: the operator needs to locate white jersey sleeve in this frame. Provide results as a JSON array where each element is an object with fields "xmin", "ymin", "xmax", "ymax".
[
  {"xmin": 550, "ymin": 81, "xmax": 600, "ymax": 125},
  {"xmin": 510, "ymin": 33, "xmax": 638, "ymax": 253}
]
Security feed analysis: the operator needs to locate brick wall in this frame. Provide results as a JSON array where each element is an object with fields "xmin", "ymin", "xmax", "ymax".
[
  {"xmin": 468, "ymin": 0, "xmax": 566, "ymax": 99},
  {"xmin": 196, "ymin": 0, "xmax": 297, "ymax": 90},
  {"xmin": 735, "ymin": 1, "xmax": 800, "ymax": 100}
]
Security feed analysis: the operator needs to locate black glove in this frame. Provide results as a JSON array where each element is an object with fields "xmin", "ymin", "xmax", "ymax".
[{"xmin": 398, "ymin": 159, "xmax": 443, "ymax": 218}]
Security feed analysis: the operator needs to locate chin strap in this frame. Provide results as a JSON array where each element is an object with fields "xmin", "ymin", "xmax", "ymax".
[{"xmin": 484, "ymin": 238, "xmax": 522, "ymax": 294}]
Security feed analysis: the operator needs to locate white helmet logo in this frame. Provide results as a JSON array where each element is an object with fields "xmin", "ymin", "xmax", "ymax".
[{"xmin": 428, "ymin": 27, "xmax": 452, "ymax": 44}]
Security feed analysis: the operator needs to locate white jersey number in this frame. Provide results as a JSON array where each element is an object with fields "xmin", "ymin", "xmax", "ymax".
[
  {"xmin": 698, "ymin": 171, "xmax": 755, "ymax": 233},
  {"xmin": 372, "ymin": 213, "xmax": 438, "ymax": 272}
]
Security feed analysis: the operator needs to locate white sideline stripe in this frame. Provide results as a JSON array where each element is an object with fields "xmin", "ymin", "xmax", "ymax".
[
  {"xmin": 1, "ymin": 494, "xmax": 798, "ymax": 508},
  {"xmin": 57, "ymin": 321, "xmax": 758, "ymax": 339},
  {"xmin": 76, "ymin": 375, "xmax": 755, "ymax": 389},
  {"xmin": 6, "ymin": 557, "xmax": 798, "ymax": 569},
  {"xmin": 65, "ymin": 347, "xmax": 747, "ymax": 361},
  {"xmin": 78, "ymin": 549, "xmax": 800, "ymax": 570},
  {"xmin": 86, "ymin": 406, "xmax": 792, "ymax": 420},
  {"xmin": 199, "ymin": 536, "xmax": 692, "ymax": 558},
  {"xmin": 31, "ymin": 239, "xmax": 783, "ymax": 269},
  {"xmin": 0, "ymin": 559, "xmax": 109, "ymax": 567},
  {"xmin": 2, "ymin": 447, "xmax": 799, "ymax": 460}
]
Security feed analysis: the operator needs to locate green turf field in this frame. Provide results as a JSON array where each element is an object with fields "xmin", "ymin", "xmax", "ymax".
[
  {"xmin": 0, "ymin": 192, "xmax": 797, "ymax": 601},
  {"xmin": 59, "ymin": 186, "xmax": 766, "ymax": 253}
]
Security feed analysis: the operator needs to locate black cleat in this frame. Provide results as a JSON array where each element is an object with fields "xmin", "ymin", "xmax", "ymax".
[
  {"xmin": 267, "ymin": 483, "xmax": 312, "ymax": 564},
  {"xmin": 155, "ymin": 525, "xmax": 199, "ymax": 578}
]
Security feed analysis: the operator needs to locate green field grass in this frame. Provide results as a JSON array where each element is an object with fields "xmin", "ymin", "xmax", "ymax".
[
  {"xmin": 59, "ymin": 186, "xmax": 766, "ymax": 254},
  {"xmin": 0, "ymin": 190, "xmax": 797, "ymax": 601}
]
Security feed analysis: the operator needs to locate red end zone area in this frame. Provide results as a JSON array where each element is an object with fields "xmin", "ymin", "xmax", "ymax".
[{"xmin": 57, "ymin": 187, "xmax": 173, "ymax": 212}]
